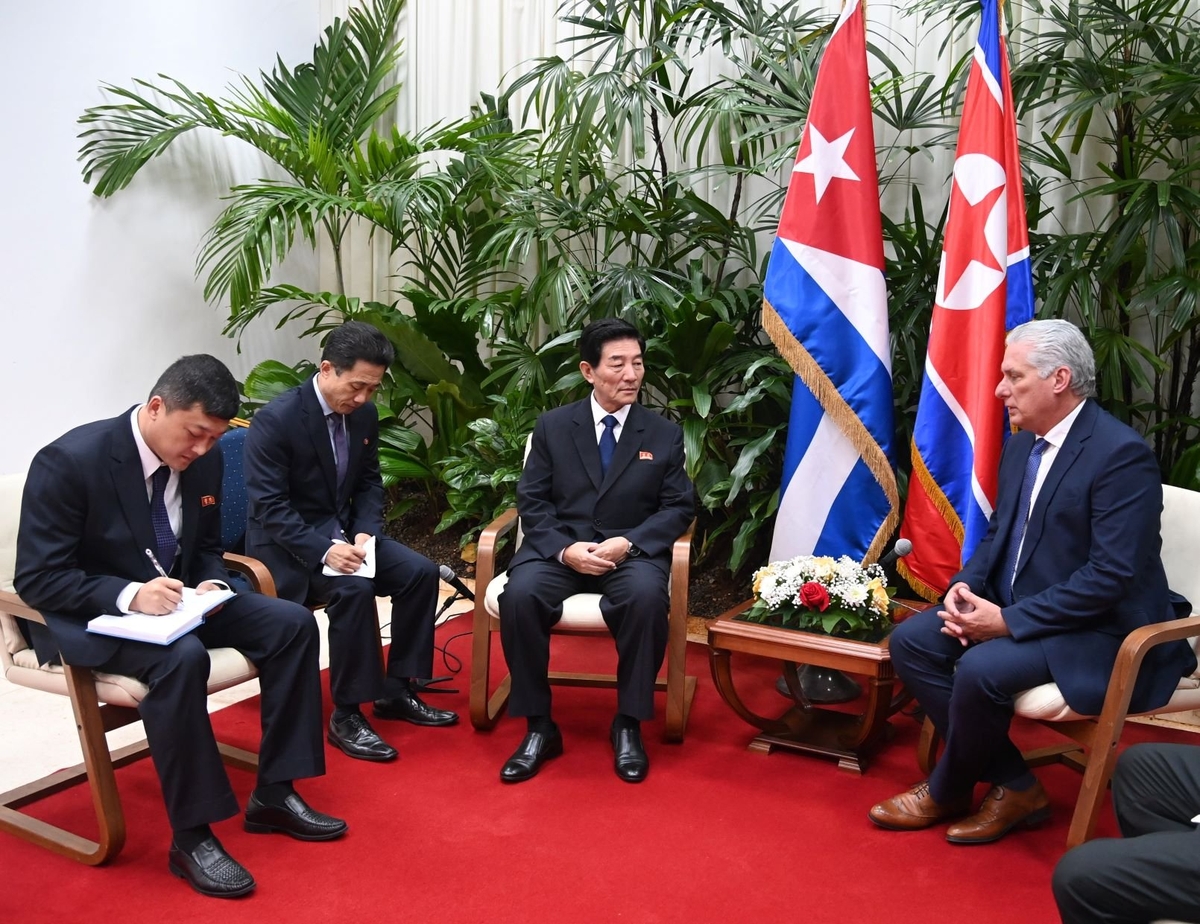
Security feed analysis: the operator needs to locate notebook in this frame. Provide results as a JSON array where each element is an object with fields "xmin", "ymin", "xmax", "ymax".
[{"xmin": 86, "ymin": 587, "xmax": 236, "ymax": 645}]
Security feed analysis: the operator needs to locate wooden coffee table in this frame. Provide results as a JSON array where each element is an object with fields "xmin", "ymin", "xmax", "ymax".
[{"xmin": 707, "ymin": 600, "xmax": 908, "ymax": 773}]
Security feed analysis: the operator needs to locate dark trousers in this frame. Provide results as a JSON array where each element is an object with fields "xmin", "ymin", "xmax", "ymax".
[
  {"xmin": 1053, "ymin": 743, "xmax": 1200, "ymax": 924},
  {"xmin": 94, "ymin": 593, "xmax": 324, "ymax": 831},
  {"xmin": 497, "ymin": 558, "xmax": 669, "ymax": 721},
  {"xmin": 889, "ymin": 607, "xmax": 1053, "ymax": 803},
  {"xmin": 308, "ymin": 537, "xmax": 438, "ymax": 707}
]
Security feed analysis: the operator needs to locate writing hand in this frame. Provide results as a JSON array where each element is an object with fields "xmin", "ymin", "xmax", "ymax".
[
  {"xmin": 326, "ymin": 542, "xmax": 367, "ymax": 574},
  {"xmin": 131, "ymin": 577, "xmax": 184, "ymax": 615},
  {"xmin": 562, "ymin": 541, "xmax": 618, "ymax": 575}
]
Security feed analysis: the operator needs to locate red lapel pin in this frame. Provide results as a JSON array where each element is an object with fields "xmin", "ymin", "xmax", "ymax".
[{"xmin": 200, "ymin": 495, "xmax": 217, "ymax": 507}]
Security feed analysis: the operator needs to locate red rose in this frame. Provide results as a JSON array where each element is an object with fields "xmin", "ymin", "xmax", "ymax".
[{"xmin": 798, "ymin": 582, "xmax": 830, "ymax": 612}]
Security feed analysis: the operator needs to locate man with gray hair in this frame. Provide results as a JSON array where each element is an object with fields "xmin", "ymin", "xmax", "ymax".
[{"xmin": 869, "ymin": 319, "xmax": 1196, "ymax": 845}]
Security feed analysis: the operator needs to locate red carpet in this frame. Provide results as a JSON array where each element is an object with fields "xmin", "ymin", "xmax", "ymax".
[{"xmin": 4, "ymin": 616, "xmax": 1195, "ymax": 924}]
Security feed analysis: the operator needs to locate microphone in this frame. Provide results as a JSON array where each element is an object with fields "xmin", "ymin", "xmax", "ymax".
[
  {"xmin": 438, "ymin": 564, "xmax": 475, "ymax": 601},
  {"xmin": 879, "ymin": 538, "xmax": 914, "ymax": 568}
]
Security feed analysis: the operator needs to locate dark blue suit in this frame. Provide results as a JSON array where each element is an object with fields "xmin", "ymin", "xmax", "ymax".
[
  {"xmin": 891, "ymin": 399, "xmax": 1196, "ymax": 800},
  {"xmin": 499, "ymin": 400, "xmax": 694, "ymax": 720},
  {"xmin": 14, "ymin": 411, "xmax": 325, "ymax": 830},
  {"xmin": 243, "ymin": 379, "xmax": 438, "ymax": 707}
]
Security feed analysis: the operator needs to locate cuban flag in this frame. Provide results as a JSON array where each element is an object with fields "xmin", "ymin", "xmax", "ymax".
[
  {"xmin": 763, "ymin": 0, "xmax": 898, "ymax": 565},
  {"xmin": 897, "ymin": 0, "xmax": 1035, "ymax": 600}
]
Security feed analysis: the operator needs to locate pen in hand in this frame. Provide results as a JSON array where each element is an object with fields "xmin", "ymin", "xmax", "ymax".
[{"xmin": 145, "ymin": 548, "xmax": 170, "ymax": 579}]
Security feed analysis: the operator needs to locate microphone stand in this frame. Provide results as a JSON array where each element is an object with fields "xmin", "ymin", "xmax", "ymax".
[{"xmin": 411, "ymin": 591, "xmax": 470, "ymax": 695}]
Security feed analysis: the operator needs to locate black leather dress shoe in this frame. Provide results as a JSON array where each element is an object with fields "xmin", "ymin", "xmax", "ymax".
[
  {"xmin": 244, "ymin": 791, "xmax": 348, "ymax": 841},
  {"xmin": 168, "ymin": 836, "xmax": 255, "ymax": 898},
  {"xmin": 611, "ymin": 723, "xmax": 649, "ymax": 783},
  {"xmin": 500, "ymin": 726, "xmax": 564, "ymax": 783},
  {"xmin": 373, "ymin": 689, "xmax": 459, "ymax": 727},
  {"xmin": 327, "ymin": 712, "xmax": 398, "ymax": 762}
]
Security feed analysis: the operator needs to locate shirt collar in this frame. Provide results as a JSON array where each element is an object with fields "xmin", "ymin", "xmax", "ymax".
[
  {"xmin": 129, "ymin": 406, "xmax": 167, "ymax": 480},
  {"xmin": 590, "ymin": 393, "xmax": 632, "ymax": 429},
  {"xmin": 1039, "ymin": 398, "xmax": 1088, "ymax": 449},
  {"xmin": 312, "ymin": 375, "xmax": 335, "ymax": 417}
]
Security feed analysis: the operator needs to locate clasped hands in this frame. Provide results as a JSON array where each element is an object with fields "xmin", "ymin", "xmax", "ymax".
[
  {"xmin": 938, "ymin": 582, "xmax": 1010, "ymax": 646},
  {"xmin": 562, "ymin": 537, "xmax": 631, "ymax": 575},
  {"xmin": 326, "ymin": 533, "xmax": 373, "ymax": 574},
  {"xmin": 131, "ymin": 578, "xmax": 225, "ymax": 616}
]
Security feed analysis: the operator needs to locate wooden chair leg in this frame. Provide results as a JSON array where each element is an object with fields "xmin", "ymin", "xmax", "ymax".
[
  {"xmin": 916, "ymin": 716, "xmax": 940, "ymax": 776},
  {"xmin": 662, "ymin": 591, "xmax": 693, "ymax": 744},
  {"xmin": 470, "ymin": 601, "xmax": 507, "ymax": 730},
  {"xmin": 0, "ymin": 664, "xmax": 127, "ymax": 865}
]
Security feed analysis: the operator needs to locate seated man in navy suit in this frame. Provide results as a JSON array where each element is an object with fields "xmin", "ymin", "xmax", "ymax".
[
  {"xmin": 244, "ymin": 321, "xmax": 455, "ymax": 765},
  {"xmin": 497, "ymin": 318, "xmax": 694, "ymax": 784},
  {"xmin": 15, "ymin": 355, "xmax": 345, "ymax": 899},
  {"xmin": 870, "ymin": 319, "xmax": 1196, "ymax": 844}
]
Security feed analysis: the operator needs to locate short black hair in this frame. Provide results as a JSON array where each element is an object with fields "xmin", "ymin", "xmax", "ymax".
[
  {"xmin": 579, "ymin": 318, "xmax": 645, "ymax": 367},
  {"xmin": 148, "ymin": 354, "xmax": 239, "ymax": 420},
  {"xmin": 322, "ymin": 320, "xmax": 395, "ymax": 372}
]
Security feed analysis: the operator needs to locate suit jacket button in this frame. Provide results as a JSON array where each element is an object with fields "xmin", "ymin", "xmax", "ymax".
[{"xmin": 593, "ymin": 518, "xmax": 602, "ymax": 526}]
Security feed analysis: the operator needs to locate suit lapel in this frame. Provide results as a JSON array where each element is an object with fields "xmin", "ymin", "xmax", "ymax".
[
  {"xmin": 598, "ymin": 403, "xmax": 645, "ymax": 499},
  {"xmin": 1016, "ymin": 400, "xmax": 1095, "ymax": 579},
  {"xmin": 301, "ymin": 381, "xmax": 340, "ymax": 503},
  {"xmin": 571, "ymin": 401, "xmax": 603, "ymax": 491},
  {"xmin": 108, "ymin": 416, "xmax": 159, "ymax": 581}
]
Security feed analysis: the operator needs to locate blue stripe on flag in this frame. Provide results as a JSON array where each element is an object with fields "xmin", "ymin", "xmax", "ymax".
[
  {"xmin": 1006, "ymin": 256, "xmax": 1034, "ymax": 330},
  {"xmin": 764, "ymin": 239, "xmax": 895, "ymax": 459},
  {"xmin": 810, "ymin": 458, "xmax": 894, "ymax": 556},
  {"xmin": 910, "ymin": 378, "xmax": 991, "ymax": 552},
  {"xmin": 778, "ymin": 373, "xmax": 823, "ymax": 491}
]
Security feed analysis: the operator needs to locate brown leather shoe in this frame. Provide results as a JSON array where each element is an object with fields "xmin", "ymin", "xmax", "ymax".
[
  {"xmin": 868, "ymin": 781, "xmax": 972, "ymax": 831},
  {"xmin": 945, "ymin": 781, "xmax": 1050, "ymax": 844}
]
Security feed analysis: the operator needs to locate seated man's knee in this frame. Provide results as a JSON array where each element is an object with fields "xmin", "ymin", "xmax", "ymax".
[{"xmin": 1051, "ymin": 843, "xmax": 1101, "ymax": 911}]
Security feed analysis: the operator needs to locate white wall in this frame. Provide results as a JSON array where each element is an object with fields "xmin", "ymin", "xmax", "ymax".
[{"xmin": 0, "ymin": 0, "xmax": 323, "ymax": 474}]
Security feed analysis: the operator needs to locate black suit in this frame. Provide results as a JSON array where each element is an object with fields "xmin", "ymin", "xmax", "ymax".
[
  {"xmin": 14, "ymin": 411, "xmax": 325, "ymax": 831},
  {"xmin": 243, "ymin": 378, "xmax": 438, "ymax": 707},
  {"xmin": 891, "ymin": 400, "xmax": 1196, "ymax": 801},
  {"xmin": 1054, "ymin": 743, "xmax": 1200, "ymax": 924},
  {"xmin": 499, "ymin": 399, "xmax": 694, "ymax": 720}
]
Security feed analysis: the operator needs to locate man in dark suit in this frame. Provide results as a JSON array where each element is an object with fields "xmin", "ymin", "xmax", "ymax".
[
  {"xmin": 15, "ymin": 355, "xmax": 345, "ymax": 899},
  {"xmin": 869, "ymin": 319, "xmax": 1196, "ymax": 843},
  {"xmin": 1053, "ymin": 742, "xmax": 1200, "ymax": 923},
  {"xmin": 497, "ymin": 318, "xmax": 695, "ymax": 784},
  {"xmin": 244, "ymin": 321, "xmax": 455, "ymax": 765}
]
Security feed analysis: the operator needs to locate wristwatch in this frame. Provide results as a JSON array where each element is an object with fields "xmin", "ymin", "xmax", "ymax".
[{"xmin": 626, "ymin": 541, "xmax": 641, "ymax": 558}]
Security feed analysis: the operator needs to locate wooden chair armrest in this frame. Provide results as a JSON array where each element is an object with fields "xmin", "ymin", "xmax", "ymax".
[
  {"xmin": 222, "ymin": 553, "xmax": 277, "ymax": 597},
  {"xmin": 669, "ymin": 519, "xmax": 695, "ymax": 613},
  {"xmin": 0, "ymin": 590, "xmax": 47, "ymax": 626},
  {"xmin": 1095, "ymin": 615, "xmax": 1200, "ymax": 726},
  {"xmin": 475, "ymin": 508, "xmax": 519, "ymax": 598}
]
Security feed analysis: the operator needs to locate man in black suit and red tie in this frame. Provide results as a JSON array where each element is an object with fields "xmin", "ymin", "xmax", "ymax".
[
  {"xmin": 15, "ymin": 354, "xmax": 345, "ymax": 899},
  {"xmin": 497, "ymin": 318, "xmax": 695, "ymax": 784},
  {"xmin": 869, "ymin": 319, "xmax": 1196, "ymax": 844},
  {"xmin": 244, "ymin": 321, "xmax": 455, "ymax": 765}
]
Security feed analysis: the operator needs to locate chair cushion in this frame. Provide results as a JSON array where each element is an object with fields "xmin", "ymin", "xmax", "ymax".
[
  {"xmin": 484, "ymin": 572, "xmax": 607, "ymax": 630},
  {"xmin": 1015, "ymin": 671, "xmax": 1200, "ymax": 723},
  {"xmin": 0, "ymin": 471, "xmax": 25, "ymax": 594},
  {"xmin": 3, "ymin": 642, "xmax": 256, "ymax": 708}
]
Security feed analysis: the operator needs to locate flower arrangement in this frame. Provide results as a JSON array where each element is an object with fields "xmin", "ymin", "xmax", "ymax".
[{"xmin": 740, "ymin": 555, "xmax": 892, "ymax": 641}]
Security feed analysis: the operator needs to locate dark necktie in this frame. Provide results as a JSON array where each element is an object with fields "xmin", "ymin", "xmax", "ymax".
[
  {"xmin": 150, "ymin": 465, "xmax": 178, "ymax": 573},
  {"xmin": 999, "ymin": 438, "xmax": 1048, "ymax": 606},
  {"xmin": 329, "ymin": 413, "xmax": 349, "ymax": 487},
  {"xmin": 598, "ymin": 415, "xmax": 618, "ymax": 477}
]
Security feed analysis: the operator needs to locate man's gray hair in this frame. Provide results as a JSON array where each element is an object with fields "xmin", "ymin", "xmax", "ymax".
[{"xmin": 1006, "ymin": 319, "xmax": 1096, "ymax": 398}]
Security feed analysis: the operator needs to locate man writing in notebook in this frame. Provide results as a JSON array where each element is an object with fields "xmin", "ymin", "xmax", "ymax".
[
  {"xmin": 244, "ymin": 321, "xmax": 454, "ymax": 764},
  {"xmin": 15, "ymin": 355, "xmax": 345, "ymax": 899}
]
